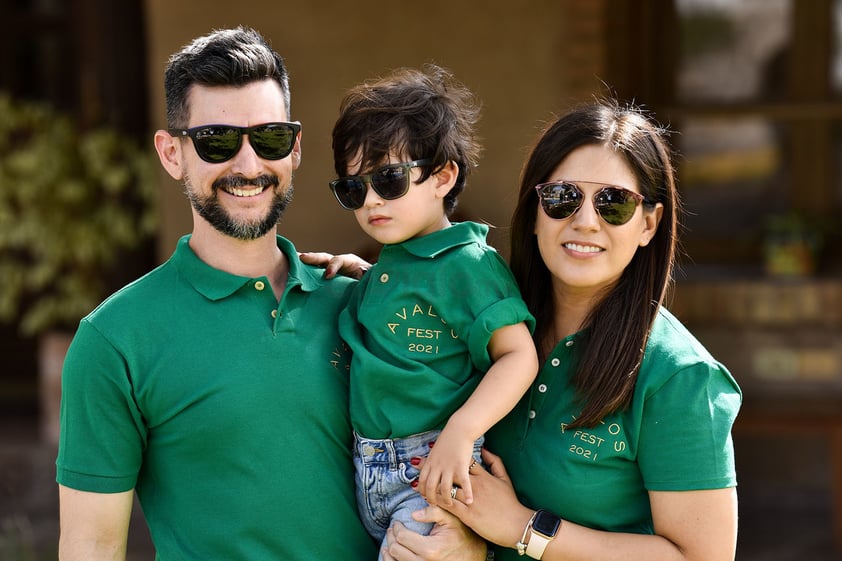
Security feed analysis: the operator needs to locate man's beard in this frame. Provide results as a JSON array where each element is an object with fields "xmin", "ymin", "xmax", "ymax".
[{"xmin": 184, "ymin": 174, "xmax": 294, "ymax": 240}]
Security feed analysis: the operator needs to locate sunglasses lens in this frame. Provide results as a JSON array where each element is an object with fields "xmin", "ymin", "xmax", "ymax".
[
  {"xmin": 250, "ymin": 124, "xmax": 298, "ymax": 160},
  {"xmin": 370, "ymin": 166, "xmax": 410, "ymax": 200},
  {"xmin": 595, "ymin": 188, "xmax": 639, "ymax": 225},
  {"xmin": 331, "ymin": 179, "xmax": 367, "ymax": 210},
  {"xmin": 193, "ymin": 126, "xmax": 240, "ymax": 163},
  {"xmin": 539, "ymin": 183, "xmax": 582, "ymax": 219}
]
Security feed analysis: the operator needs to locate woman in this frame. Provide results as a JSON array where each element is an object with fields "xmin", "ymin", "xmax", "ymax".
[
  {"xmin": 316, "ymin": 98, "xmax": 741, "ymax": 561},
  {"xmin": 383, "ymin": 99, "xmax": 741, "ymax": 561}
]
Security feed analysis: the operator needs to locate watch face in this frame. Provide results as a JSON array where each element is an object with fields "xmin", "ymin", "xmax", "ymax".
[{"xmin": 533, "ymin": 511, "xmax": 562, "ymax": 536}]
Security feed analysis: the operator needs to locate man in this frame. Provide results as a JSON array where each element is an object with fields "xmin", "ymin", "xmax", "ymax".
[{"xmin": 57, "ymin": 26, "xmax": 482, "ymax": 561}]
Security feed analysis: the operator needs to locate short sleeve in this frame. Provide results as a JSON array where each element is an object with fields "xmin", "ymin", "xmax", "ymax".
[
  {"xmin": 463, "ymin": 252, "xmax": 534, "ymax": 372},
  {"xmin": 638, "ymin": 363, "xmax": 742, "ymax": 491},
  {"xmin": 56, "ymin": 319, "xmax": 146, "ymax": 492}
]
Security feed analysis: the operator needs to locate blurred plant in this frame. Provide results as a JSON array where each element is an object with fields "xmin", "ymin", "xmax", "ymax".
[{"xmin": 0, "ymin": 93, "xmax": 158, "ymax": 335}]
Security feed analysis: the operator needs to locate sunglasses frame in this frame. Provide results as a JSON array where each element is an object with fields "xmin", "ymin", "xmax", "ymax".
[
  {"xmin": 329, "ymin": 159, "xmax": 433, "ymax": 210},
  {"xmin": 169, "ymin": 122, "xmax": 301, "ymax": 164},
  {"xmin": 534, "ymin": 180, "xmax": 650, "ymax": 226}
]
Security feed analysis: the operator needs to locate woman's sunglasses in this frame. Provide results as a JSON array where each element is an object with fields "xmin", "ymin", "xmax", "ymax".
[
  {"xmin": 329, "ymin": 159, "xmax": 432, "ymax": 210},
  {"xmin": 535, "ymin": 180, "xmax": 650, "ymax": 226},
  {"xmin": 169, "ymin": 122, "xmax": 301, "ymax": 164}
]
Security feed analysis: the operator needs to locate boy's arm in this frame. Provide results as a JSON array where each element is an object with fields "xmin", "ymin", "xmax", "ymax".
[{"xmin": 420, "ymin": 322, "xmax": 538, "ymax": 506}]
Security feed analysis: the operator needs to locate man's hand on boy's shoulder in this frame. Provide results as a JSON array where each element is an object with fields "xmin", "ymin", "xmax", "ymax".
[{"xmin": 299, "ymin": 251, "xmax": 371, "ymax": 280}]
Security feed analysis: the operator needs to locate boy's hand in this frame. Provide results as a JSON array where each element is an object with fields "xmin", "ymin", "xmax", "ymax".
[{"xmin": 417, "ymin": 428, "xmax": 474, "ymax": 507}]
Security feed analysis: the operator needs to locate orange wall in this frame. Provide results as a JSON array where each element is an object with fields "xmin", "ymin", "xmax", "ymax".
[{"xmin": 144, "ymin": 0, "xmax": 607, "ymax": 259}]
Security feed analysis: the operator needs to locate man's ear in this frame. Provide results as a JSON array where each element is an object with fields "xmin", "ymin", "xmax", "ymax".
[
  {"xmin": 290, "ymin": 129, "xmax": 302, "ymax": 170},
  {"xmin": 154, "ymin": 130, "xmax": 185, "ymax": 181},
  {"xmin": 433, "ymin": 160, "xmax": 459, "ymax": 199}
]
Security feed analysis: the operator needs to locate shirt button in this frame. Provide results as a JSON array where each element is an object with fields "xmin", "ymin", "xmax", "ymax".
[
  {"xmin": 255, "ymin": 281, "xmax": 266, "ymax": 291},
  {"xmin": 380, "ymin": 273, "xmax": 389, "ymax": 283},
  {"xmin": 565, "ymin": 340, "xmax": 574, "ymax": 347},
  {"xmin": 271, "ymin": 309, "xmax": 278, "ymax": 318},
  {"xmin": 538, "ymin": 384, "xmax": 548, "ymax": 393},
  {"xmin": 551, "ymin": 358, "xmax": 560, "ymax": 367},
  {"xmin": 528, "ymin": 410, "xmax": 536, "ymax": 419}
]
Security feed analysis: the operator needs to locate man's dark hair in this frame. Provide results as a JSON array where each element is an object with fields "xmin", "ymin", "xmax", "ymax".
[{"xmin": 164, "ymin": 26, "xmax": 290, "ymax": 128}]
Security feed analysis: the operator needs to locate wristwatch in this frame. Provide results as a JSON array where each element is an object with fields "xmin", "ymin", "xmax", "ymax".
[{"xmin": 524, "ymin": 509, "xmax": 562, "ymax": 559}]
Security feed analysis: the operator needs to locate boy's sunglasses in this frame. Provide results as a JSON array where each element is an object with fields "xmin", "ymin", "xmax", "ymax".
[
  {"xmin": 535, "ymin": 180, "xmax": 650, "ymax": 226},
  {"xmin": 169, "ymin": 122, "xmax": 301, "ymax": 164},
  {"xmin": 329, "ymin": 159, "xmax": 432, "ymax": 210}
]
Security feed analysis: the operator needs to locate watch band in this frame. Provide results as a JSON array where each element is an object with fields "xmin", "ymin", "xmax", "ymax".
[
  {"xmin": 525, "ymin": 510, "xmax": 562, "ymax": 559},
  {"xmin": 515, "ymin": 511, "xmax": 538, "ymax": 556}
]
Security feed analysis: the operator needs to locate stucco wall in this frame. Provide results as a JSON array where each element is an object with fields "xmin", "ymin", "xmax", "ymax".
[{"xmin": 144, "ymin": 0, "xmax": 606, "ymax": 260}]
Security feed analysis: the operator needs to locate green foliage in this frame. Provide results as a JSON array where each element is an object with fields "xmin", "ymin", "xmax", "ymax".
[{"xmin": 0, "ymin": 93, "xmax": 158, "ymax": 335}]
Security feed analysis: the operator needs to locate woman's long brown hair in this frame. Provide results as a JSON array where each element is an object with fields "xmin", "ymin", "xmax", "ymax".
[{"xmin": 509, "ymin": 99, "xmax": 679, "ymax": 428}]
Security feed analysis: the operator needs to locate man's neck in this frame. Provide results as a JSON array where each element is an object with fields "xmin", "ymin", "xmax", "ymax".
[{"xmin": 189, "ymin": 222, "xmax": 289, "ymax": 299}]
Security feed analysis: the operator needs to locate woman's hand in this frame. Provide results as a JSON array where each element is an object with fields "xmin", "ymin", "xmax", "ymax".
[
  {"xmin": 298, "ymin": 251, "xmax": 371, "ymax": 280},
  {"xmin": 381, "ymin": 506, "xmax": 486, "ymax": 561},
  {"xmin": 441, "ymin": 448, "xmax": 535, "ymax": 550}
]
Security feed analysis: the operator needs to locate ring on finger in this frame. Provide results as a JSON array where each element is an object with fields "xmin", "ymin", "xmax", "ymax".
[
  {"xmin": 450, "ymin": 486, "xmax": 458, "ymax": 499},
  {"xmin": 469, "ymin": 458, "xmax": 478, "ymax": 472}
]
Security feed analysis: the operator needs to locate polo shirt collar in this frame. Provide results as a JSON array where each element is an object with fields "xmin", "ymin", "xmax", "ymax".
[
  {"xmin": 171, "ymin": 234, "xmax": 322, "ymax": 301},
  {"xmin": 387, "ymin": 221, "xmax": 488, "ymax": 259}
]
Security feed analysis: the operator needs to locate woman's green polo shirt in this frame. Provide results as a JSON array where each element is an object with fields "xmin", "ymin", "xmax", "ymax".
[{"xmin": 486, "ymin": 307, "xmax": 742, "ymax": 560}]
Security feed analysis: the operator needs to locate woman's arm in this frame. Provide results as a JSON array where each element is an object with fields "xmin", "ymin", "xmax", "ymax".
[{"xmin": 446, "ymin": 449, "xmax": 738, "ymax": 561}]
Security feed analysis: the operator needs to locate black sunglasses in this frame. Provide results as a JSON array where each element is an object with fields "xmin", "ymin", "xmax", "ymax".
[
  {"xmin": 329, "ymin": 159, "xmax": 432, "ymax": 210},
  {"xmin": 535, "ymin": 180, "xmax": 651, "ymax": 226},
  {"xmin": 169, "ymin": 122, "xmax": 301, "ymax": 164}
]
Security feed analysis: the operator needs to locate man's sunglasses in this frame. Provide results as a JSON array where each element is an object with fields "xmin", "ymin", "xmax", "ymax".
[
  {"xmin": 329, "ymin": 159, "xmax": 432, "ymax": 210},
  {"xmin": 169, "ymin": 122, "xmax": 301, "ymax": 164},
  {"xmin": 535, "ymin": 180, "xmax": 651, "ymax": 226}
]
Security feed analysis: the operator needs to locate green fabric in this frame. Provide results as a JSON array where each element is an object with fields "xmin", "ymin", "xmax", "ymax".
[
  {"xmin": 341, "ymin": 222, "xmax": 534, "ymax": 438},
  {"xmin": 57, "ymin": 235, "xmax": 377, "ymax": 561},
  {"xmin": 486, "ymin": 308, "xmax": 742, "ymax": 560}
]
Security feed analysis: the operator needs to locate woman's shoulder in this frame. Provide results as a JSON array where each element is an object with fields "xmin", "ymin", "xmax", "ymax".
[{"xmin": 639, "ymin": 307, "xmax": 740, "ymax": 395}]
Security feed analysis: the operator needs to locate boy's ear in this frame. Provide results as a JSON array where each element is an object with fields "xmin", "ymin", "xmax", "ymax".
[{"xmin": 433, "ymin": 160, "xmax": 459, "ymax": 199}]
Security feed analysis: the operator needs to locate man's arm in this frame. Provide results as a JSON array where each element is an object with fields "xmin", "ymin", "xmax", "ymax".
[{"xmin": 58, "ymin": 485, "xmax": 134, "ymax": 561}]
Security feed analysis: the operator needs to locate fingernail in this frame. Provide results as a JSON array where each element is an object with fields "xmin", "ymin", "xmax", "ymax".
[
  {"xmin": 410, "ymin": 457, "xmax": 421, "ymax": 466},
  {"xmin": 428, "ymin": 441, "xmax": 435, "ymax": 448},
  {"xmin": 411, "ymin": 480, "xmax": 418, "ymax": 488}
]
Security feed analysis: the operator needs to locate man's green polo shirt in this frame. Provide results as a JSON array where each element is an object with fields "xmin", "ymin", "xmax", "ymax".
[
  {"xmin": 341, "ymin": 222, "xmax": 534, "ymax": 439},
  {"xmin": 57, "ymin": 235, "xmax": 377, "ymax": 560}
]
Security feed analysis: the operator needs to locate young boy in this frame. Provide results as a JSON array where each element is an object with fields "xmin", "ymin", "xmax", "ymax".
[{"xmin": 329, "ymin": 64, "xmax": 539, "ymax": 550}]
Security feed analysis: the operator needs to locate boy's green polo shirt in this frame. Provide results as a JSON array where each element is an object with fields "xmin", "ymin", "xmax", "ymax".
[
  {"xmin": 341, "ymin": 221, "xmax": 534, "ymax": 439},
  {"xmin": 486, "ymin": 308, "xmax": 742, "ymax": 560},
  {"xmin": 57, "ymin": 235, "xmax": 377, "ymax": 561}
]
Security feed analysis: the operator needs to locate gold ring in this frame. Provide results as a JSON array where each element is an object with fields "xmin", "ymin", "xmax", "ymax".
[{"xmin": 468, "ymin": 459, "xmax": 478, "ymax": 472}]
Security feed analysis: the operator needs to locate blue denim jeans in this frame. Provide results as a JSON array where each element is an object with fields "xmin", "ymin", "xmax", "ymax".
[{"xmin": 353, "ymin": 430, "xmax": 484, "ymax": 556}]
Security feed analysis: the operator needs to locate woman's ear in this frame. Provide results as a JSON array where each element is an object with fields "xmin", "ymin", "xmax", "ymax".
[
  {"xmin": 433, "ymin": 160, "xmax": 459, "ymax": 199},
  {"xmin": 639, "ymin": 202, "xmax": 664, "ymax": 247},
  {"xmin": 154, "ymin": 130, "xmax": 185, "ymax": 181}
]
